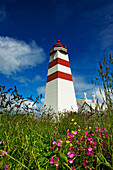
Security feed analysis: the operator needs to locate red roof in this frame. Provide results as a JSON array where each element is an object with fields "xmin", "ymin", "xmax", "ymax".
[{"xmin": 53, "ymin": 40, "xmax": 67, "ymax": 49}]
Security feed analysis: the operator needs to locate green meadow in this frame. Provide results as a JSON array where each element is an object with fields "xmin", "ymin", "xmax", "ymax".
[{"xmin": 0, "ymin": 56, "xmax": 113, "ymax": 169}]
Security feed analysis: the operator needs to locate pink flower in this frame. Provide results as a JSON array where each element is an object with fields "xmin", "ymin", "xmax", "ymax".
[
  {"xmin": 52, "ymin": 141, "xmax": 56, "ymax": 145},
  {"xmin": 69, "ymin": 159, "xmax": 73, "ymax": 163},
  {"xmin": 94, "ymin": 155, "xmax": 97, "ymax": 158},
  {"xmin": 74, "ymin": 131, "xmax": 77, "ymax": 135},
  {"xmin": 83, "ymin": 148, "xmax": 85, "ymax": 151},
  {"xmin": 92, "ymin": 133, "xmax": 94, "ymax": 136},
  {"xmin": 57, "ymin": 147, "xmax": 59, "ymax": 150},
  {"xmin": 110, "ymin": 134, "xmax": 112, "ymax": 137},
  {"xmin": 81, "ymin": 136, "xmax": 83, "ymax": 140},
  {"xmin": 85, "ymin": 131, "xmax": 88, "ymax": 135},
  {"xmin": 4, "ymin": 164, "xmax": 9, "ymax": 169},
  {"xmin": 0, "ymin": 141, "xmax": 2, "ymax": 144},
  {"xmin": 88, "ymin": 147, "xmax": 93, "ymax": 152},
  {"xmin": 50, "ymin": 157, "xmax": 54, "ymax": 164},
  {"xmin": 68, "ymin": 151, "xmax": 75, "ymax": 158},
  {"xmin": 85, "ymin": 167, "xmax": 88, "ymax": 169},
  {"xmin": 67, "ymin": 151, "xmax": 71, "ymax": 156},
  {"xmin": 3, "ymin": 141, "xmax": 5, "ymax": 144},
  {"xmin": 83, "ymin": 162, "xmax": 86, "ymax": 166},
  {"xmin": 87, "ymin": 151, "xmax": 91, "ymax": 155},
  {"xmin": 104, "ymin": 132, "xmax": 108, "ymax": 136},
  {"xmin": 76, "ymin": 140, "xmax": 79, "ymax": 144},
  {"xmin": 88, "ymin": 137, "xmax": 91, "ymax": 141},
  {"xmin": 104, "ymin": 128, "xmax": 106, "ymax": 131},
  {"xmin": 55, "ymin": 162, "xmax": 59, "ymax": 166},
  {"xmin": 0, "ymin": 150, "xmax": 7, "ymax": 156},
  {"xmin": 71, "ymin": 166, "xmax": 76, "ymax": 170}
]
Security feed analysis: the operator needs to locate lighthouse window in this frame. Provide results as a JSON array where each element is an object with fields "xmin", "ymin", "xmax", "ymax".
[{"xmin": 50, "ymin": 55, "xmax": 54, "ymax": 62}]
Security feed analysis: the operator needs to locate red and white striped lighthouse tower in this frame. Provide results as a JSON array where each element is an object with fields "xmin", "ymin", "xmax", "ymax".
[{"xmin": 44, "ymin": 40, "xmax": 78, "ymax": 114}]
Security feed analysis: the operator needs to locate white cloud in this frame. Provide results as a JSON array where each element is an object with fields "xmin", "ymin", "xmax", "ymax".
[
  {"xmin": 94, "ymin": 88, "xmax": 105, "ymax": 103},
  {"xmin": 73, "ymin": 75, "xmax": 94, "ymax": 98},
  {"xmin": 73, "ymin": 75, "xmax": 106, "ymax": 103},
  {"xmin": 34, "ymin": 75, "xmax": 42, "ymax": 81},
  {"xmin": 12, "ymin": 76, "xmax": 31, "ymax": 85},
  {"xmin": 0, "ymin": 36, "xmax": 46, "ymax": 75},
  {"xmin": 37, "ymin": 86, "xmax": 45, "ymax": 95},
  {"xmin": 12, "ymin": 74, "xmax": 42, "ymax": 85}
]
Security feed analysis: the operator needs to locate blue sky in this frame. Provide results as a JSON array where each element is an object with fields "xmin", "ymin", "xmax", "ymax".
[{"xmin": 0, "ymin": 0, "xmax": 113, "ymax": 103}]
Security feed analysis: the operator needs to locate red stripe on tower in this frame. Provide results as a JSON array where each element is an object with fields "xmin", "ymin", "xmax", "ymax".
[
  {"xmin": 47, "ymin": 71, "xmax": 72, "ymax": 83},
  {"xmin": 48, "ymin": 58, "xmax": 70, "ymax": 69}
]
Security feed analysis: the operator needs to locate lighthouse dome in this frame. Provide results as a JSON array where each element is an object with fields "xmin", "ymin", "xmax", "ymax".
[
  {"xmin": 50, "ymin": 40, "xmax": 67, "ymax": 55},
  {"xmin": 53, "ymin": 40, "xmax": 67, "ymax": 49}
]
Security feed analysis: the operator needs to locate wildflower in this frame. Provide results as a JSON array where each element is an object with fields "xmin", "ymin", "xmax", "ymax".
[
  {"xmin": 66, "ymin": 140, "xmax": 70, "ymax": 144},
  {"xmin": 81, "ymin": 136, "xmax": 83, "ymax": 140},
  {"xmin": 88, "ymin": 147, "xmax": 93, "ymax": 152},
  {"xmin": 83, "ymin": 148, "xmax": 85, "ymax": 151},
  {"xmin": 76, "ymin": 140, "xmax": 79, "ymax": 144},
  {"xmin": 85, "ymin": 131, "xmax": 88, "ymax": 136},
  {"xmin": 104, "ymin": 132, "xmax": 108, "ymax": 136},
  {"xmin": 67, "ymin": 132, "xmax": 70, "ymax": 136},
  {"xmin": 4, "ymin": 164, "xmax": 9, "ymax": 169},
  {"xmin": 73, "ymin": 131, "xmax": 77, "ymax": 135},
  {"xmin": 70, "ymin": 143, "xmax": 72, "ymax": 147},
  {"xmin": 71, "ymin": 119, "xmax": 74, "ymax": 121},
  {"xmin": 52, "ymin": 141, "xmax": 56, "ymax": 145},
  {"xmin": 68, "ymin": 151, "xmax": 75, "ymax": 158},
  {"xmin": 83, "ymin": 162, "xmax": 86, "ymax": 166},
  {"xmin": 3, "ymin": 141, "xmax": 4, "ymax": 144},
  {"xmin": 57, "ymin": 139, "xmax": 62, "ymax": 146},
  {"xmin": 89, "ymin": 127, "xmax": 91, "ymax": 129},
  {"xmin": 74, "ymin": 122, "xmax": 77, "ymax": 125},
  {"xmin": 87, "ymin": 151, "xmax": 91, "ymax": 155},
  {"xmin": 50, "ymin": 157, "xmax": 54, "ymax": 164},
  {"xmin": 0, "ymin": 150, "xmax": 7, "ymax": 156},
  {"xmin": 69, "ymin": 159, "xmax": 73, "ymax": 163},
  {"xmin": 71, "ymin": 166, "xmax": 76, "ymax": 170},
  {"xmin": 88, "ymin": 137, "xmax": 91, "ymax": 141},
  {"xmin": 0, "ymin": 141, "xmax": 2, "ymax": 144},
  {"xmin": 55, "ymin": 162, "xmax": 59, "ymax": 166},
  {"xmin": 110, "ymin": 134, "xmax": 112, "ymax": 137},
  {"xmin": 85, "ymin": 167, "xmax": 88, "ymax": 169}
]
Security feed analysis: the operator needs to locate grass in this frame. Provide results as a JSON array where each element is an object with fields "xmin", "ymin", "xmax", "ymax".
[{"xmin": 0, "ymin": 111, "xmax": 113, "ymax": 170}]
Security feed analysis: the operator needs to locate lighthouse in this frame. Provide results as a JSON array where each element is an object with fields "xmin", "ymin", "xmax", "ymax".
[{"xmin": 44, "ymin": 40, "xmax": 78, "ymax": 115}]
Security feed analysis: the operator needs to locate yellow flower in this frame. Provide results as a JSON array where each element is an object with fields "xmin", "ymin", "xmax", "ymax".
[
  {"xmin": 85, "ymin": 128, "xmax": 87, "ymax": 130},
  {"xmin": 66, "ymin": 140, "xmax": 70, "ymax": 143},
  {"xmin": 89, "ymin": 127, "xmax": 91, "ymax": 129},
  {"xmin": 78, "ymin": 129, "xmax": 81, "ymax": 131},
  {"xmin": 70, "ymin": 143, "xmax": 72, "ymax": 147},
  {"xmin": 71, "ymin": 130, "xmax": 74, "ymax": 134},
  {"xmin": 85, "ymin": 135, "xmax": 87, "ymax": 138},
  {"xmin": 61, "ymin": 140, "xmax": 63, "ymax": 143},
  {"xmin": 74, "ymin": 122, "xmax": 77, "ymax": 125},
  {"xmin": 71, "ymin": 119, "xmax": 74, "ymax": 121}
]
